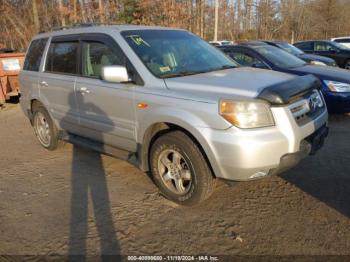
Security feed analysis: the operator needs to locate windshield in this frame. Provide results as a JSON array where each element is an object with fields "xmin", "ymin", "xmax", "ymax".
[
  {"xmin": 121, "ymin": 30, "xmax": 238, "ymax": 78},
  {"xmin": 277, "ymin": 43, "xmax": 304, "ymax": 55},
  {"xmin": 254, "ymin": 46, "xmax": 306, "ymax": 68},
  {"xmin": 331, "ymin": 41, "xmax": 350, "ymax": 50}
]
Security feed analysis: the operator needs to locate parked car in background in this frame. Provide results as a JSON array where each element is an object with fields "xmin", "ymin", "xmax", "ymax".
[
  {"xmin": 331, "ymin": 37, "xmax": 350, "ymax": 48},
  {"xmin": 20, "ymin": 24, "xmax": 328, "ymax": 205},
  {"xmin": 294, "ymin": 40, "xmax": 350, "ymax": 69},
  {"xmin": 220, "ymin": 44, "xmax": 350, "ymax": 113},
  {"xmin": 209, "ymin": 40, "xmax": 234, "ymax": 46},
  {"xmin": 263, "ymin": 41, "xmax": 337, "ymax": 67}
]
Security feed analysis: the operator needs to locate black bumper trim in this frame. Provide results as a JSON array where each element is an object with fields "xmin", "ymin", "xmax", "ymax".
[{"xmin": 270, "ymin": 125, "xmax": 329, "ymax": 176}]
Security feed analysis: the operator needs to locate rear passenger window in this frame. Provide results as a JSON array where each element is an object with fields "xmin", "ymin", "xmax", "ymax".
[
  {"xmin": 23, "ymin": 38, "xmax": 48, "ymax": 71},
  {"xmin": 46, "ymin": 42, "xmax": 78, "ymax": 74},
  {"xmin": 81, "ymin": 41, "xmax": 126, "ymax": 78}
]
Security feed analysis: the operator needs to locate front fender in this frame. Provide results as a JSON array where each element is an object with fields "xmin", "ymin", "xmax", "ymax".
[
  {"xmin": 137, "ymin": 106, "xmax": 230, "ymax": 177},
  {"xmin": 137, "ymin": 105, "xmax": 229, "ymax": 143}
]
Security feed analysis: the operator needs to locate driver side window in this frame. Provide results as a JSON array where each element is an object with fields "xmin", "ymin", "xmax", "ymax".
[
  {"xmin": 82, "ymin": 41, "xmax": 126, "ymax": 78},
  {"xmin": 315, "ymin": 42, "xmax": 336, "ymax": 52}
]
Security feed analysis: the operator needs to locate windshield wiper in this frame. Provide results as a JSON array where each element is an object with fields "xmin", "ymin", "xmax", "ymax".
[
  {"xmin": 160, "ymin": 70, "xmax": 201, "ymax": 78},
  {"xmin": 211, "ymin": 65, "xmax": 236, "ymax": 71},
  {"xmin": 160, "ymin": 65, "xmax": 236, "ymax": 78}
]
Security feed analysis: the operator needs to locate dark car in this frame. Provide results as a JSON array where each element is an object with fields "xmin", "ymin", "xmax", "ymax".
[
  {"xmin": 294, "ymin": 40, "xmax": 350, "ymax": 69},
  {"xmin": 262, "ymin": 41, "xmax": 337, "ymax": 67},
  {"xmin": 219, "ymin": 44, "xmax": 350, "ymax": 113}
]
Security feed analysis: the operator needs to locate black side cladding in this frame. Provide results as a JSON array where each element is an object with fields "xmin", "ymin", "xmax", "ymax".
[{"xmin": 257, "ymin": 74, "xmax": 322, "ymax": 105}]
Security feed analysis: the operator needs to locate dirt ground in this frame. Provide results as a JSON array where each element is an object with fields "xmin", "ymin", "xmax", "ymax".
[{"xmin": 1, "ymin": 103, "xmax": 350, "ymax": 258}]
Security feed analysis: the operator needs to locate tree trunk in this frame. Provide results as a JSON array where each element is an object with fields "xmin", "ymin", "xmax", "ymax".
[
  {"xmin": 57, "ymin": 0, "xmax": 66, "ymax": 26},
  {"xmin": 72, "ymin": 0, "xmax": 77, "ymax": 23},
  {"xmin": 99, "ymin": 0, "xmax": 105, "ymax": 23},
  {"xmin": 196, "ymin": 0, "xmax": 201, "ymax": 35},
  {"xmin": 80, "ymin": 0, "xmax": 86, "ymax": 23},
  {"xmin": 32, "ymin": 0, "xmax": 40, "ymax": 32},
  {"xmin": 200, "ymin": 0, "xmax": 205, "ymax": 38}
]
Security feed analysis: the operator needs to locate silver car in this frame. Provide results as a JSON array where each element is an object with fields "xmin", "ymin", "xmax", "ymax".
[{"xmin": 20, "ymin": 25, "xmax": 328, "ymax": 205}]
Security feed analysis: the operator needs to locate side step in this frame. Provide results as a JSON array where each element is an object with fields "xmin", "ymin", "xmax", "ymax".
[{"xmin": 59, "ymin": 131, "xmax": 139, "ymax": 167}]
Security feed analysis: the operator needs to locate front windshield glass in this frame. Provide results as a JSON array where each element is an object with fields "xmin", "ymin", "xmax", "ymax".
[
  {"xmin": 254, "ymin": 46, "xmax": 306, "ymax": 68},
  {"xmin": 331, "ymin": 41, "xmax": 350, "ymax": 50},
  {"xmin": 277, "ymin": 43, "xmax": 304, "ymax": 55},
  {"xmin": 121, "ymin": 30, "xmax": 238, "ymax": 78}
]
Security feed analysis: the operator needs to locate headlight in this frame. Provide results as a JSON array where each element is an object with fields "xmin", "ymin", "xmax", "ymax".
[
  {"xmin": 324, "ymin": 80, "xmax": 350, "ymax": 92},
  {"xmin": 310, "ymin": 60, "xmax": 327, "ymax": 66},
  {"xmin": 219, "ymin": 100, "xmax": 274, "ymax": 128}
]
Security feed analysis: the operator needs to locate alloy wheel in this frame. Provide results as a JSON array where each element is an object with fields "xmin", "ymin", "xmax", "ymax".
[{"xmin": 157, "ymin": 149, "xmax": 192, "ymax": 195}]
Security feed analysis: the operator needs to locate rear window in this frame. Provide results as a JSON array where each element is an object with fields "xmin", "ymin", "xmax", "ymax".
[
  {"xmin": 46, "ymin": 41, "xmax": 79, "ymax": 74},
  {"xmin": 23, "ymin": 38, "xmax": 48, "ymax": 71},
  {"xmin": 295, "ymin": 42, "xmax": 313, "ymax": 51}
]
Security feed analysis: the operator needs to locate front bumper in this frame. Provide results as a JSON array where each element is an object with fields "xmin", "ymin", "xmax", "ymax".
[
  {"xmin": 199, "ymin": 105, "xmax": 328, "ymax": 181},
  {"xmin": 323, "ymin": 90, "xmax": 350, "ymax": 113},
  {"xmin": 269, "ymin": 125, "xmax": 328, "ymax": 176}
]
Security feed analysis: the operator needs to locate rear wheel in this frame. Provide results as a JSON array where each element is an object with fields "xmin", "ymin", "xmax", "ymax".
[
  {"xmin": 150, "ymin": 131, "xmax": 215, "ymax": 205},
  {"xmin": 32, "ymin": 102, "xmax": 60, "ymax": 150}
]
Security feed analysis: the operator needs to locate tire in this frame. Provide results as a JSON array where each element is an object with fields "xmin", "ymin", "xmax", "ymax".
[
  {"xmin": 150, "ymin": 131, "xmax": 216, "ymax": 205},
  {"xmin": 32, "ymin": 102, "xmax": 60, "ymax": 150},
  {"xmin": 344, "ymin": 59, "xmax": 350, "ymax": 70}
]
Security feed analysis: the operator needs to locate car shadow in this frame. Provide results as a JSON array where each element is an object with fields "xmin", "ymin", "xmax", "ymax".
[
  {"xmin": 62, "ymin": 92, "xmax": 120, "ymax": 259},
  {"xmin": 281, "ymin": 114, "xmax": 350, "ymax": 218}
]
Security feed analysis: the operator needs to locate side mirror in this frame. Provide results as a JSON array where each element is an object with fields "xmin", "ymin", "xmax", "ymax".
[{"xmin": 101, "ymin": 66, "xmax": 130, "ymax": 83}]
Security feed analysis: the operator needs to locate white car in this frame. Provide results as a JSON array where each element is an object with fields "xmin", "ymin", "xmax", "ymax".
[
  {"xmin": 209, "ymin": 40, "xmax": 234, "ymax": 46},
  {"xmin": 331, "ymin": 37, "xmax": 350, "ymax": 48}
]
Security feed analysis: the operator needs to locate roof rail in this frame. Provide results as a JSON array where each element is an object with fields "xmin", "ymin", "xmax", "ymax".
[{"xmin": 45, "ymin": 22, "xmax": 120, "ymax": 32}]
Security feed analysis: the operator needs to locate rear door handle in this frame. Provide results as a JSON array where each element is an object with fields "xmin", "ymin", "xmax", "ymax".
[
  {"xmin": 40, "ymin": 81, "xmax": 48, "ymax": 87},
  {"xmin": 78, "ymin": 87, "xmax": 90, "ymax": 95}
]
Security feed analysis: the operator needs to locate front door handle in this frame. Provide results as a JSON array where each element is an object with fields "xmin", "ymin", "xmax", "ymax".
[
  {"xmin": 40, "ymin": 81, "xmax": 48, "ymax": 87},
  {"xmin": 78, "ymin": 87, "xmax": 90, "ymax": 95}
]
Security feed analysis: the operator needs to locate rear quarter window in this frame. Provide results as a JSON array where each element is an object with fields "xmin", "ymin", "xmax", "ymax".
[
  {"xmin": 23, "ymin": 38, "xmax": 48, "ymax": 71},
  {"xmin": 46, "ymin": 41, "xmax": 79, "ymax": 74}
]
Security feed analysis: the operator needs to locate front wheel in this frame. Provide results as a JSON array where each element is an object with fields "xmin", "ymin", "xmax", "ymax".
[
  {"xmin": 150, "ymin": 131, "xmax": 215, "ymax": 205},
  {"xmin": 344, "ymin": 60, "xmax": 350, "ymax": 70}
]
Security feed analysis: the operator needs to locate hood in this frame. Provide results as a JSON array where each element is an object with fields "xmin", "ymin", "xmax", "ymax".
[
  {"xmin": 290, "ymin": 65, "xmax": 350, "ymax": 83},
  {"xmin": 164, "ymin": 67, "xmax": 295, "ymax": 99},
  {"xmin": 298, "ymin": 53, "xmax": 335, "ymax": 65}
]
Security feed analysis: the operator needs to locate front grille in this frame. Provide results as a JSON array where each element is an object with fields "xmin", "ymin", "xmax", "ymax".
[{"xmin": 289, "ymin": 89, "xmax": 325, "ymax": 125}]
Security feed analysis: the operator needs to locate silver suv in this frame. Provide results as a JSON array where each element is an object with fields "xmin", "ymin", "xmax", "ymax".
[{"xmin": 20, "ymin": 25, "xmax": 328, "ymax": 205}]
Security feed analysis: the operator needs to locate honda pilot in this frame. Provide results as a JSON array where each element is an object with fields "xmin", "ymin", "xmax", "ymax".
[{"xmin": 20, "ymin": 25, "xmax": 328, "ymax": 205}]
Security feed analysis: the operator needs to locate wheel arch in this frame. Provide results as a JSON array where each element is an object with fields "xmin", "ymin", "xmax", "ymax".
[{"xmin": 139, "ymin": 122, "xmax": 217, "ymax": 178}]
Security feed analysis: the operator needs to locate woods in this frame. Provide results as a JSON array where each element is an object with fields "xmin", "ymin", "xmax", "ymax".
[{"xmin": 1, "ymin": 0, "xmax": 350, "ymax": 50}]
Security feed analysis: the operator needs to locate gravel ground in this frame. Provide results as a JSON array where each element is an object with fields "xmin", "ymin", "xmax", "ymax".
[{"xmin": 0, "ymin": 104, "xmax": 350, "ymax": 258}]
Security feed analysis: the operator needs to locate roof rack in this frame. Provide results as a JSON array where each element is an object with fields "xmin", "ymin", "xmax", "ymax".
[{"xmin": 40, "ymin": 22, "xmax": 120, "ymax": 33}]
